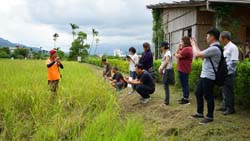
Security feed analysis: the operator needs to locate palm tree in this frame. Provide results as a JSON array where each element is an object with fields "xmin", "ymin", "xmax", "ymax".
[
  {"xmin": 77, "ymin": 31, "xmax": 87, "ymax": 55},
  {"xmin": 94, "ymin": 38, "xmax": 100, "ymax": 55},
  {"xmin": 89, "ymin": 28, "xmax": 99, "ymax": 54},
  {"xmin": 70, "ymin": 23, "xmax": 79, "ymax": 40},
  {"xmin": 53, "ymin": 33, "xmax": 59, "ymax": 48}
]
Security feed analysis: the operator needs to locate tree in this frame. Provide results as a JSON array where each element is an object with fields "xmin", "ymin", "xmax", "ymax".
[
  {"xmin": 69, "ymin": 31, "xmax": 90, "ymax": 61},
  {"xmin": 70, "ymin": 23, "xmax": 79, "ymax": 40},
  {"xmin": 89, "ymin": 28, "xmax": 99, "ymax": 54},
  {"xmin": 53, "ymin": 33, "xmax": 59, "ymax": 48},
  {"xmin": 0, "ymin": 47, "xmax": 10, "ymax": 58},
  {"xmin": 13, "ymin": 48, "xmax": 29, "ymax": 59}
]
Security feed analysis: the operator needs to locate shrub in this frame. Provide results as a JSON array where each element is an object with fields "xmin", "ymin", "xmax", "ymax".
[
  {"xmin": 235, "ymin": 60, "xmax": 250, "ymax": 106},
  {"xmin": 86, "ymin": 57, "xmax": 250, "ymax": 107}
]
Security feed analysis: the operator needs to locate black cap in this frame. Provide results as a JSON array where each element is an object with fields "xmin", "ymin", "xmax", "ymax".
[
  {"xmin": 207, "ymin": 28, "xmax": 220, "ymax": 40},
  {"xmin": 160, "ymin": 42, "xmax": 169, "ymax": 48}
]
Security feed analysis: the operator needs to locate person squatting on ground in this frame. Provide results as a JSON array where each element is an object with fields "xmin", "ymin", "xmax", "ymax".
[
  {"xmin": 126, "ymin": 64, "xmax": 155, "ymax": 104},
  {"xmin": 46, "ymin": 49, "xmax": 63, "ymax": 97},
  {"xmin": 174, "ymin": 36, "xmax": 193, "ymax": 105},
  {"xmin": 107, "ymin": 67, "xmax": 127, "ymax": 91}
]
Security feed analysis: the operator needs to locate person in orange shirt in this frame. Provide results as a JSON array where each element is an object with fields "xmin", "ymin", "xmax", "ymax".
[{"xmin": 47, "ymin": 49, "xmax": 63, "ymax": 96}]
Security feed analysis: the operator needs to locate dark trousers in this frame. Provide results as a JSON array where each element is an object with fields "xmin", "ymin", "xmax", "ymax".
[
  {"xmin": 129, "ymin": 71, "xmax": 137, "ymax": 90},
  {"xmin": 135, "ymin": 85, "xmax": 155, "ymax": 99},
  {"xmin": 164, "ymin": 82, "xmax": 170, "ymax": 103},
  {"xmin": 178, "ymin": 71, "xmax": 190, "ymax": 99},
  {"xmin": 221, "ymin": 74, "xmax": 235, "ymax": 111},
  {"xmin": 195, "ymin": 78, "xmax": 215, "ymax": 118}
]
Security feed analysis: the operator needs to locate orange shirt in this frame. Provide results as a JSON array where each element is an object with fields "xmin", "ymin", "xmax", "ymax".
[{"xmin": 47, "ymin": 58, "xmax": 61, "ymax": 80}]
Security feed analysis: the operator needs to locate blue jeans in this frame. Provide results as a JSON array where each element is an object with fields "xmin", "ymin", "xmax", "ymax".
[
  {"xmin": 178, "ymin": 71, "xmax": 190, "ymax": 99},
  {"xmin": 115, "ymin": 82, "xmax": 124, "ymax": 90},
  {"xmin": 130, "ymin": 71, "xmax": 137, "ymax": 90}
]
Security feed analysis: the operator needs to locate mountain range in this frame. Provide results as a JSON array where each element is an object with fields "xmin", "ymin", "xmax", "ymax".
[{"xmin": 0, "ymin": 37, "xmax": 42, "ymax": 52}]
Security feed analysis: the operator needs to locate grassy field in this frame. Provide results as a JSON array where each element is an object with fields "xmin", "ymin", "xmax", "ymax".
[
  {"xmin": 87, "ymin": 63, "xmax": 250, "ymax": 141},
  {"xmin": 0, "ymin": 60, "xmax": 160, "ymax": 141},
  {"xmin": 0, "ymin": 60, "xmax": 250, "ymax": 141}
]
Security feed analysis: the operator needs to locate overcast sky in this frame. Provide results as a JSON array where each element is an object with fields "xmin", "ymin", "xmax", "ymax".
[{"xmin": 0, "ymin": 0, "xmax": 182, "ymax": 53}]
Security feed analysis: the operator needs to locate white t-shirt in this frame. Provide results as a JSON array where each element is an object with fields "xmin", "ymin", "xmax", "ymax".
[
  {"xmin": 223, "ymin": 41, "xmax": 239, "ymax": 74},
  {"xmin": 161, "ymin": 50, "xmax": 173, "ymax": 71},
  {"xmin": 224, "ymin": 41, "xmax": 239, "ymax": 62},
  {"xmin": 129, "ymin": 54, "xmax": 139, "ymax": 71}
]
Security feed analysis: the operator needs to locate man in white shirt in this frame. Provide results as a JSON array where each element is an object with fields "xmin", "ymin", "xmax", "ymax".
[
  {"xmin": 218, "ymin": 31, "xmax": 239, "ymax": 115},
  {"xmin": 127, "ymin": 47, "xmax": 139, "ymax": 94}
]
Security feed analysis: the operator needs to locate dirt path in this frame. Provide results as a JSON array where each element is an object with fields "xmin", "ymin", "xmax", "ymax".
[{"xmin": 84, "ymin": 63, "xmax": 250, "ymax": 141}]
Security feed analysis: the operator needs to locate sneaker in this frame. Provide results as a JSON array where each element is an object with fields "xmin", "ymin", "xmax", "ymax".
[
  {"xmin": 216, "ymin": 107, "xmax": 226, "ymax": 112},
  {"xmin": 223, "ymin": 109, "xmax": 235, "ymax": 115},
  {"xmin": 178, "ymin": 98, "xmax": 185, "ymax": 102},
  {"xmin": 128, "ymin": 90, "xmax": 135, "ymax": 95},
  {"xmin": 199, "ymin": 117, "xmax": 213, "ymax": 125},
  {"xmin": 141, "ymin": 98, "xmax": 150, "ymax": 104},
  {"xmin": 179, "ymin": 99, "xmax": 190, "ymax": 105},
  {"xmin": 139, "ymin": 97, "xmax": 144, "ymax": 101},
  {"xmin": 190, "ymin": 113, "xmax": 204, "ymax": 119}
]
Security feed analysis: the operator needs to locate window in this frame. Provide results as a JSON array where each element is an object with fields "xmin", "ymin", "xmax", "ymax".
[{"xmin": 183, "ymin": 28, "xmax": 192, "ymax": 37}]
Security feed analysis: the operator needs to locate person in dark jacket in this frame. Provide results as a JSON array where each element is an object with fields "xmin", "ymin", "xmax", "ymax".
[{"xmin": 139, "ymin": 42, "xmax": 154, "ymax": 74}]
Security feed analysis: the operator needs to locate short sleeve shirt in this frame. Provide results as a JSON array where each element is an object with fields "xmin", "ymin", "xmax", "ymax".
[
  {"xmin": 200, "ymin": 42, "xmax": 221, "ymax": 80},
  {"xmin": 161, "ymin": 50, "xmax": 173, "ymax": 71},
  {"xmin": 112, "ymin": 72, "xmax": 124, "ymax": 82},
  {"xmin": 129, "ymin": 54, "xmax": 139, "ymax": 71},
  {"xmin": 224, "ymin": 41, "xmax": 239, "ymax": 74},
  {"xmin": 137, "ymin": 71, "xmax": 155, "ymax": 89},
  {"xmin": 177, "ymin": 46, "xmax": 193, "ymax": 74}
]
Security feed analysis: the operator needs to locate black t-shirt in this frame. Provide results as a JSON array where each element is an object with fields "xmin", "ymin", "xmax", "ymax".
[
  {"xmin": 137, "ymin": 71, "xmax": 155, "ymax": 89},
  {"xmin": 112, "ymin": 72, "xmax": 124, "ymax": 82}
]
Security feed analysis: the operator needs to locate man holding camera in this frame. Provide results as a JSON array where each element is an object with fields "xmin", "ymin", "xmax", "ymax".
[{"xmin": 47, "ymin": 49, "xmax": 64, "ymax": 97}]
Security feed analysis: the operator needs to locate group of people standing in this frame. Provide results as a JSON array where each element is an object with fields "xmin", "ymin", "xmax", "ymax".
[
  {"xmin": 45, "ymin": 27, "xmax": 239, "ymax": 125},
  {"xmin": 103, "ymin": 28, "xmax": 239, "ymax": 125}
]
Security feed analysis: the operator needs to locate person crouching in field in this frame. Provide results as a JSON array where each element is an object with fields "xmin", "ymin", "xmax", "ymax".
[
  {"xmin": 102, "ymin": 58, "xmax": 112, "ymax": 80},
  {"xmin": 107, "ymin": 67, "xmax": 127, "ymax": 91},
  {"xmin": 126, "ymin": 64, "xmax": 155, "ymax": 104},
  {"xmin": 47, "ymin": 49, "xmax": 63, "ymax": 97}
]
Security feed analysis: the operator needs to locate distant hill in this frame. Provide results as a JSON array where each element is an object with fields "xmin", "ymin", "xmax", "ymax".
[{"xmin": 0, "ymin": 37, "xmax": 42, "ymax": 52}]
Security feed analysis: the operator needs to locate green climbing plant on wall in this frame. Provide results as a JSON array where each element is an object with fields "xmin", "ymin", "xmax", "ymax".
[
  {"xmin": 152, "ymin": 8, "xmax": 164, "ymax": 59},
  {"xmin": 214, "ymin": 4, "xmax": 241, "ymax": 41}
]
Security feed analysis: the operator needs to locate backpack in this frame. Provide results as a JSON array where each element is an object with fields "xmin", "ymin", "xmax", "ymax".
[{"xmin": 209, "ymin": 45, "xmax": 228, "ymax": 86}]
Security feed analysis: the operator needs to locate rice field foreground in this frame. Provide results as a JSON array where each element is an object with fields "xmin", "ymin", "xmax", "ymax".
[
  {"xmin": 1, "ymin": 60, "xmax": 250, "ymax": 141},
  {"xmin": 0, "ymin": 60, "xmax": 158, "ymax": 141}
]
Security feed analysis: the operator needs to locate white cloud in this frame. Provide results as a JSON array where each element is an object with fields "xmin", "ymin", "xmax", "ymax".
[{"xmin": 0, "ymin": 0, "xmax": 180, "ymax": 53}]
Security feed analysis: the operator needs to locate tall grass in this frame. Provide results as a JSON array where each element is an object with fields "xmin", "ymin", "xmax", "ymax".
[{"xmin": 0, "ymin": 60, "xmax": 155, "ymax": 140}]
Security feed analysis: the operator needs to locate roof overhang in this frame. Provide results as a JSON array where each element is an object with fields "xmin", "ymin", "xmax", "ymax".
[
  {"xmin": 208, "ymin": 0, "xmax": 250, "ymax": 4},
  {"xmin": 146, "ymin": 1, "xmax": 206, "ymax": 9},
  {"xmin": 147, "ymin": 0, "xmax": 250, "ymax": 9}
]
